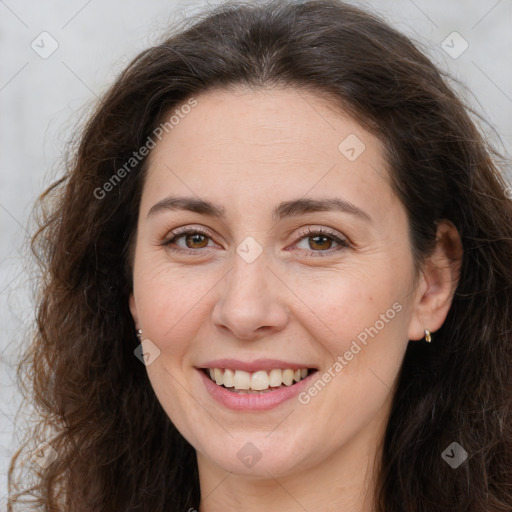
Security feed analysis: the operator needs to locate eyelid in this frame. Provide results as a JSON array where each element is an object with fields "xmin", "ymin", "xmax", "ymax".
[
  {"xmin": 292, "ymin": 226, "xmax": 351, "ymax": 253},
  {"xmin": 162, "ymin": 225, "xmax": 218, "ymax": 249},
  {"xmin": 295, "ymin": 225, "xmax": 348, "ymax": 243}
]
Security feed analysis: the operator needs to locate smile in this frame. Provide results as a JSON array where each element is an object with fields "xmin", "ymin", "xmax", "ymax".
[{"xmin": 203, "ymin": 367, "xmax": 314, "ymax": 393}]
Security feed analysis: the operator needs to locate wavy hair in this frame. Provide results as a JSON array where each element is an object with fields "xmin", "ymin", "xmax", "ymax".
[{"xmin": 8, "ymin": 1, "xmax": 512, "ymax": 510}]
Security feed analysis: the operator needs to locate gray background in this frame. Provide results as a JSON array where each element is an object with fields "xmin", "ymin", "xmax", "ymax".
[{"xmin": 1, "ymin": 0, "xmax": 511, "ymax": 505}]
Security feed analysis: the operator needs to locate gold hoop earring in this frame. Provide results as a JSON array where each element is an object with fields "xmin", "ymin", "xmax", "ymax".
[{"xmin": 424, "ymin": 329, "xmax": 432, "ymax": 343}]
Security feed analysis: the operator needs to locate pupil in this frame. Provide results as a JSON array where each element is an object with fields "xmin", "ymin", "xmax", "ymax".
[
  {"xmin": 187, "ymin": 234, "xmax": 207, "ymax": 248},
  {"xmin": 311, "ymin": 235, "xmax": 331, "ymax": 250}
]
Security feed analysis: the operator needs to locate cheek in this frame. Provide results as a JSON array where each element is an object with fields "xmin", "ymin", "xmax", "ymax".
[
  {"xmin": 133, "ymin": 262, "xmax": 217, "ymax": 444},
  {"xmin": 285, "ymin": 260, "xmax": 411, "ymax": 402},
  {"xmin": 292, "ymin": 274, "xmax": 409, "ymax": 448},
  {"xmin": 283, "ymin": 258, "xmax": 407, "ymax": 344},
  {"xmin": 133, "ymin": 259, "xmax": 222, "ymax": 360}
]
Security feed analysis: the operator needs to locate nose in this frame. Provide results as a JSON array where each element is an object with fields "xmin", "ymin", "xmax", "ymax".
[{"xmin": 211, "ymin": 253, "xmax": 289, "ymax": 341}]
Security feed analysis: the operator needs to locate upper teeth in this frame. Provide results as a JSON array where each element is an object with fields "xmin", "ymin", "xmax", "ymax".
[{"xmin": 208, "ymin": 368, "xmax": 309, "ymax": 391}]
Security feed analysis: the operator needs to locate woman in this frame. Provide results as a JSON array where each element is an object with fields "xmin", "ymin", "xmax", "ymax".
[{"xmin": 8, "ymin": 1, "xmax": 512, "ymax": 510}]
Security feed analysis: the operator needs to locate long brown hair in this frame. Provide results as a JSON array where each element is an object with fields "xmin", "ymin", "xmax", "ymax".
[{"xmin": 8, "ymin": 1, "xmax": 512, "ymax": 510}]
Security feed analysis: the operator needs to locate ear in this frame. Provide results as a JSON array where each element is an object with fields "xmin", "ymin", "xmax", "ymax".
[
  {"xmin": 129, "ymin": 292, "xmax": 140, "ymax": 330},
  {"xmin": 407, "ymin": 220, "xmax": 463, "ymax": 341}
]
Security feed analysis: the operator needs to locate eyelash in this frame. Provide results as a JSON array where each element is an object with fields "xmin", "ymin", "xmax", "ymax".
[{"xmin": 162, "ymin": 226, "xmax": 350, "ymax": 257}]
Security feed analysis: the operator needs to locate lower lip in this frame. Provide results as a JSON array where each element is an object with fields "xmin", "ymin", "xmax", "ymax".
[{"xmin": 198, "ymin": 369, "xmax": 315, "ymax": 411}]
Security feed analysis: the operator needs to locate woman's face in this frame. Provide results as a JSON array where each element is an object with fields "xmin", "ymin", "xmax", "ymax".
[{"xmin": 129, "ymin": 87, "xmax": 424, "ymax": 478}]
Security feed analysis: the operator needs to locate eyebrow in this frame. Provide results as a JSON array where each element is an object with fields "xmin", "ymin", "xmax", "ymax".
[{"xmin": 147, "ymin": 195, "xmax": 372, "ymax": 223}]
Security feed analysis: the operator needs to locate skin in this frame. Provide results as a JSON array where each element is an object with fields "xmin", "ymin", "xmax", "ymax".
[{"xmin": 129, "ymin": 86, "xmax": 462, "ymax": 512}]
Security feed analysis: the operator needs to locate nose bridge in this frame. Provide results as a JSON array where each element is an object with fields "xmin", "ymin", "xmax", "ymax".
[{"xmin": 211, "ymin": 245, "xmax": 288, "ymax": 339}]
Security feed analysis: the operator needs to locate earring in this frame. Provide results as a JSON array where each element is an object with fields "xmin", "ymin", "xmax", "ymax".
[
  {"xmin": 424, "ymin": 329, "xmax": 432, "ymax": 343},
  {"xmin": 136, "ymin": 329, "xmax": 142, "ymax": 341}
]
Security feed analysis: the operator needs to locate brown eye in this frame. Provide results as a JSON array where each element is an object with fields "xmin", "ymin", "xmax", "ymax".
[
  {"xmin": 184, "ymin": 233, "xmax": 209, "ymax": 249},
  {"xmin": 308, "ymin": 235, "xmax": 334, "ymax": 251},
  {"xmin": 294, "ymin": 228, "xmax": 350, "ymax": 256},
  {"xmin": 163, "ymin": 228, "xmax": 215, "ymax": 254}
]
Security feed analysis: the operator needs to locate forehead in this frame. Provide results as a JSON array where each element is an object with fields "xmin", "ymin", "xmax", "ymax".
[
  {"xmin": 142, "ymin": 87, "xmax": 395, "ymax": 221},
  {"xmin": 149, "ymin": 86, "xmax": 381, "ymax": 163}
]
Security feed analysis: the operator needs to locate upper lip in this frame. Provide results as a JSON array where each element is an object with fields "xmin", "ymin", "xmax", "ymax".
[{"xmin": 198, "ymin": 359, "xmax": 317, "ymax": 373}]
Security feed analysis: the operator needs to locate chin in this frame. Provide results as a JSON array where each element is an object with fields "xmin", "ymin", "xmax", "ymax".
[{"xmin": 196, "ymin": 430, "xmax": 316, "ymax": 477}]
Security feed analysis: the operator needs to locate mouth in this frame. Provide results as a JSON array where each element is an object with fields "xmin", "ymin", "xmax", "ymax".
[{"xmin": 201, "ymin": 367, "xmax": 318, "ymax": 394}]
